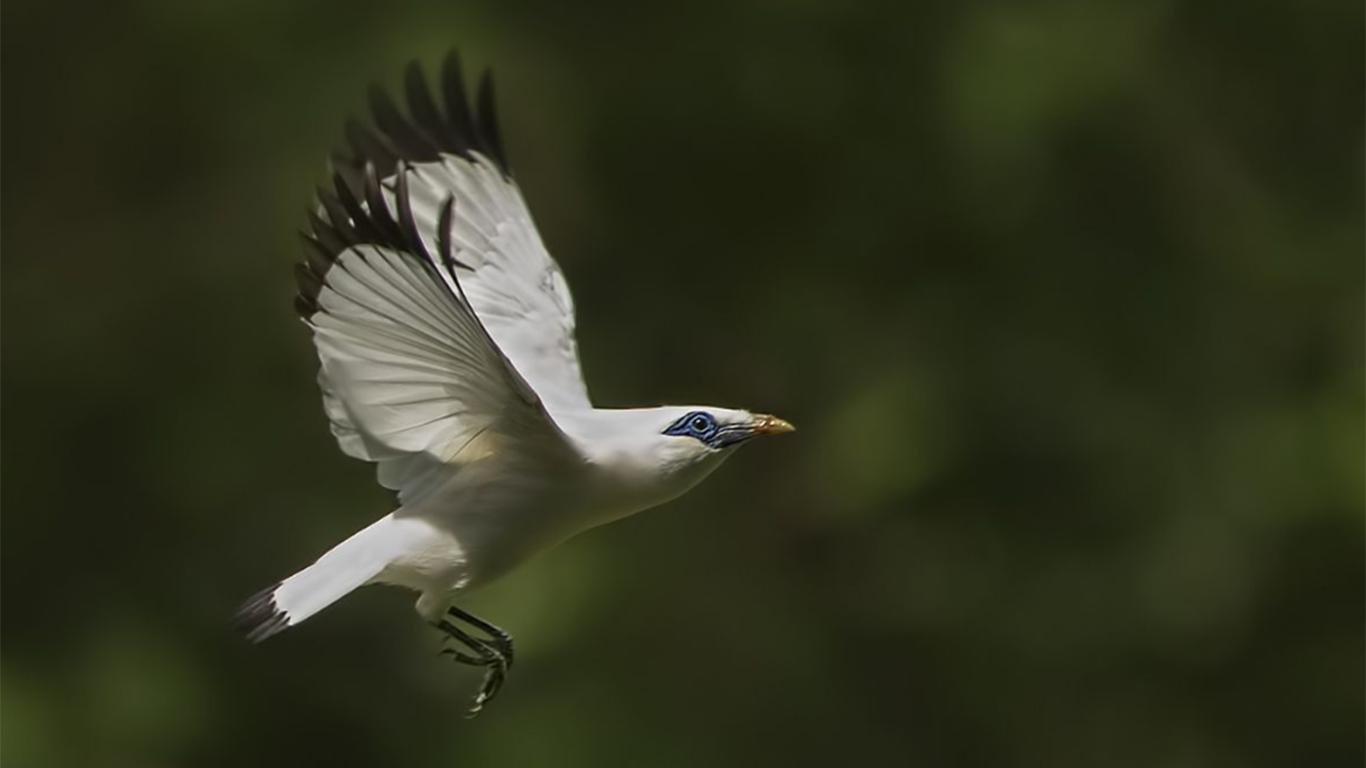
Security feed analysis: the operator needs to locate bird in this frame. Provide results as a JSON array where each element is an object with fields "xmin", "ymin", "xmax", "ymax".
[{"xmin": 234, "ymin": 50, "xmax": 794, "ymax": 716}]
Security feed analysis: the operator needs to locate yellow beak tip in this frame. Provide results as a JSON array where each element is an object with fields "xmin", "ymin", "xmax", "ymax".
[{"xmin": 754, "ymin": 414, "xmax": 796, "ymax": 435}]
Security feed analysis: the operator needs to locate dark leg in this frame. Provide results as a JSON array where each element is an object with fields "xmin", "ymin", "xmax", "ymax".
[
  {"xmin": 447, "ymin": 605, "xmax": 515, "ymax": 667},
  {"xmin": 433, "ymin": 611, "xmax": 513, "ymax": 717},
  {"xmin": 435, "ymin": 620, "xmax": 488, "ymax": 665}
]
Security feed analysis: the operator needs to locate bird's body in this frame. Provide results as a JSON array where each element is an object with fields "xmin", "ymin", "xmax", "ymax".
[
  {"xmin": 279, "ymin": 405, "xmax": 741, "ymax": 622},
  {"xmin": 237, "ymin": 52, "xmax": 791, "ymax": 714}
]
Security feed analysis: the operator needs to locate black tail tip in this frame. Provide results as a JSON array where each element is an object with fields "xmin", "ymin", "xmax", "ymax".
[{"xmin": 234, "ymin": 583, "xmax": 289, "ymax": 643}]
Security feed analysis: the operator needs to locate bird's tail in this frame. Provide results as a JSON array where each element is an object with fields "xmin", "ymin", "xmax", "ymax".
[{"xmin": 234, "ymin": 513, "xmax": 400, "ymax": 642}]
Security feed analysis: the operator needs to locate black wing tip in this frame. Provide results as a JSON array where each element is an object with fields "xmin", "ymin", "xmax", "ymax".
[
  {"xmin": 473, "ymin": 69, "xmax": 509, "ymax": 174},
  {"xmin": 294, "ymin": 261, "xmax": 324, "ymax": 316},
  {"xmin": 333, "ymin": 48, "xmax": 511, "ymax": 180},
  {"xmin": 317, "ymin": 48, "xmax": 515, "ymax": 254},
  {"xmin": 404, "ymin": 58, "xmax": 425, "ymax": 83},
  {"xmin": 298, "ymin": 48, "xmax": 505, "ymax": 315},
  {"xmin": 234, "ymin": 583, "xmax": 290, "ymax": 643},
  {"xmin": 442, "ymin": 48, "xmax": 465, "ymax": 81},
  {"xmin": 294, "ymin": 232, "xmax": 332, "ymax": 317},
  {"xmin": 303, "ymin": 160, "xmax": 425, "ymax": 254}
]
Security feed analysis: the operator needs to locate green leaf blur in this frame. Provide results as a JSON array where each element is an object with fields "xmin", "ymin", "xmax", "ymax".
[{"xmin": 2, "ymin": 1, "xmax": 1361, "ymax": 766}]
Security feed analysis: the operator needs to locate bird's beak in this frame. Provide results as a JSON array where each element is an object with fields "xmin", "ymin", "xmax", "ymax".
[{"xmin": 750, "ymin": 413, "xmax": 796, "ymax": 435}]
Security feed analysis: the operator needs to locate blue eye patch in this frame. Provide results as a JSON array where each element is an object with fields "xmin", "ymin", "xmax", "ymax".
[{"xmin": 663, "ymin": 411, "xmax": 752, "ymax": 448}]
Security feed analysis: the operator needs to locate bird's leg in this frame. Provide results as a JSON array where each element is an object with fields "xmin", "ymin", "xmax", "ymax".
[
  {"xmin": 446, "ymin": 605, "xmax": 515, "ymax": 668},
  {"xmin": 436, "ymin": 620, "xmax": 497, "ymax": 666},
  {"xmin": 433, "ymin": 617, "xmax": 509, "ymax": 717}
]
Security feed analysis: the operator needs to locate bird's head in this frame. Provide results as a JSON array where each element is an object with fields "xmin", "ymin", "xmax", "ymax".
[
  {"xmin": 655, "ymin": 407, "xmax": 796, "ymax": 463},
  {"xmin": 567, "ymin": 405, "xmax": 794, "ymax": 517}
]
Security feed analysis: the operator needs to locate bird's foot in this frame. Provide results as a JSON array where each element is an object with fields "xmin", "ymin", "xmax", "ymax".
[
  {"xmin": 434, "ymin": 608, "xmax": 514, "ymax": 718},
  {"xmin": 446, "ymin": 605, "xmax": 515, "ymax": 668},
  {"xmin": 466, "ymin": 661, "xmax": 507, "ymax": 718}
]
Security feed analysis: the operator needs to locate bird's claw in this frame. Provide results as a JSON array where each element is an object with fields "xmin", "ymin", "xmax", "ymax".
[
  {"xmin": 439, "ymin": 643, "xmax": 483, "ymax": 665},
  {"xmin": 434, "ymin": 609, "xmax": 514, "ymax": 717},
  {"xmin": 463, "ymin": 660, "xmax": 507, "ymax": 719}
]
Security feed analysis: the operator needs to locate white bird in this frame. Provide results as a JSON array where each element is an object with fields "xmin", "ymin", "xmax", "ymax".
[{"xmin": 235, "ymin": 51, "xmax": 794, "ymax": 715}]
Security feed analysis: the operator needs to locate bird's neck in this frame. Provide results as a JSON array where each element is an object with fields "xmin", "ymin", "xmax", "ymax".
[
  {"xmin": 555, "ymin": 407, "xmax": 665, "ymax": 476},
  {"xmin": 554, "ymin": 407, "xmax": 718, "ymax": 525}
]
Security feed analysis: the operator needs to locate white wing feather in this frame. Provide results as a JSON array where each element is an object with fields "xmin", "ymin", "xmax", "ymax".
[
  {"xmin": 296, "ymin": 57, "xmax": 590, "ymax": 505},
  {"xmin": 301, "ymin": 175, "xmax": 575, "ymax": 505},
  {"xmin": 402, "ymin": 154, "xmax": 590, "ymax": 414}
]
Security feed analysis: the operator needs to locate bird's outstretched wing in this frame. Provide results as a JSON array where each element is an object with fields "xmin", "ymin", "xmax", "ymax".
[
  {"xmin": 296, "ymin": 53, "xmax": 589, "ymax": 503},
  {"xmin": 324, "ymin": 52, "xmax": 590, "ymax": 415},
  {"xmin": 296, "ymin": 161, "xmax": 574, "ymax": 505}
]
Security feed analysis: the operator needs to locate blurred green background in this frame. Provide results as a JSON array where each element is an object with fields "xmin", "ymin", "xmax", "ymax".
[{"xmin": 3, "ymin": 1, "xmax": 1362, "ymax": 766}]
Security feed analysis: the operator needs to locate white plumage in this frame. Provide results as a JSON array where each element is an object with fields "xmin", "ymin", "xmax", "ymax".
[{"xmin": 237, "ymin": 52, "xmax": 792, "ymax": 715}]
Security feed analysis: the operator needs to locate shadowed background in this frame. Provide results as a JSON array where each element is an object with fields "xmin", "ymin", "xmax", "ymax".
[{"xmin": 2, "ymin": 1, "xmax": 1362, "ymax": 766}]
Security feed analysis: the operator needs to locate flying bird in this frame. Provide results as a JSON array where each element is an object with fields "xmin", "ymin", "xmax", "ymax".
[{"xmin": 235, "ymin": 51, "xmax": 793, "ymax": 716}]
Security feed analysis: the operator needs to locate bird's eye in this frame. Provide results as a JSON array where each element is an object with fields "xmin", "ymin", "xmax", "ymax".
[{"xmin": 663, "ymin": 411, "xmax": 718, "ymax": 442}]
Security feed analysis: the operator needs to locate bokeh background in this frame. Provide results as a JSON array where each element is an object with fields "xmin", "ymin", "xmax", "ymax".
[{"xmin": 3, "ymin": 1, "xmax": 1362, "ymax": 766}]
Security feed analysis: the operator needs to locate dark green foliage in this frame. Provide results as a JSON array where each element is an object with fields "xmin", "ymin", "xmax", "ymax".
[{"xmin": 1, "ymin": 1, "xmax": 1360, "ymax": 766}]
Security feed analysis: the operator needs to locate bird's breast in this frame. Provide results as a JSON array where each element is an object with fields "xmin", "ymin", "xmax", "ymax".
[{"xmin": 576, "ymin": 456, "xmax": 722, "ymax": 530}]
